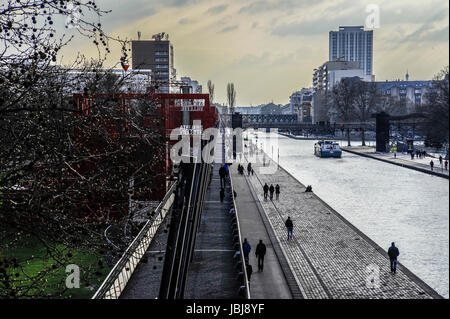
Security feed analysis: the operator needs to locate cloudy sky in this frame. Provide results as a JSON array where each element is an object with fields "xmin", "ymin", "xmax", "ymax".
[{"xmin": 61, "ymin": 0, "xmax": 449, "ymax": 106}]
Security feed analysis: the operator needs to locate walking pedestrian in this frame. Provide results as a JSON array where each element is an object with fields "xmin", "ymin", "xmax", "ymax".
[
  {"xmin": 285, "ymin": 217, "xmax": 293, "ymax": 240},
  {"xmin": 242, "ymin": 238, "xmax": 251, "ymax": 262},
  {"xmin": 430, "ymin": 160, "xmax": 434, "ymax": 171},
  {"xmin": 255, "ymin": 240, "xmax": 267, "ymax": 272},
  {"xmin": 251, "ymin": 168, "xmax": 254, "ymax": 176},
  {"xmin": 269, "ymin": 184, "xmax": 274, "ymax": 200},
  {"xmin": 263, "ymin": 183, "xmax": 269, "ymax": 200},
  {"xmin": 246, "ymin": 262, "xmax": 253, "ymax": 282},
  {"xmin": 247, "ymin": 163, "xmax": 252, "ymax": 176},
  {"xmin": 445, "ymin": 160, "xmax": 448, "ymax": 170},
  {"xmin": 439, "ymin": 155, "xmax": 443, "ymax": 165},
  {"xmin": 219, "ymin": 165, "xmax": 226, "ymax": 188},
  {"xmin": 275, "ymin": 184, "xmax": 280, "ymax": 200},
  {"xmin": 224, "ymin": 163, "xmax": 230, "ymax": 176},
  {"xmin": 220, "ymin": 188, "xmax": 225, "ymax": 203},
  {"xmin": 387, "ymin": 242, "xmax": 400, "ymax": 274}
]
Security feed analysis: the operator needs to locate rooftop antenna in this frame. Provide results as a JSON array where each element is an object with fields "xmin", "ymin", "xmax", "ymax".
[
  {"xmin": 137, "ymin": 31, "xmax": 141, "ymax": 40},
  {"xmin": 152, "ymin": 32, "xmax": 165, "ymax": 41}
]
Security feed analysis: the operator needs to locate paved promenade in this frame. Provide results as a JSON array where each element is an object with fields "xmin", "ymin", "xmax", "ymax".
[
  {"xmin": 241, "ymin": 153, "xmax": 442, "ymax": 299},
  {"xmin": 120, "ymin": 220, "xmax": 169, "ymax": 299},
  {"xmin": 231, "ymin": 167, "xmax": 295, "ymax": 299},
  {"xmin": 183, "ymin": 164, "xmax": 240, "ymax": 298},
  {"xmin": 342, "ymin": 146, "xmax": 449, "ymax": 179}
]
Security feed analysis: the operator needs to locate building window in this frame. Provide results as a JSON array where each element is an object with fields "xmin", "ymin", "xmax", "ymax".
[
  {"xmin": 155, "ymin": 51, "xmax": 168, "ymax": 56},
  {"xmin": 155, "ymin": 65, "xmax": 168, "ymax": 69},
  {"xmin": 155, "ymin": 57, "xmax": 168, "ymax": 62}
]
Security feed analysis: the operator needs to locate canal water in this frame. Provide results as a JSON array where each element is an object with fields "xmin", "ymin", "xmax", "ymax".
[{"xmin": 252, "ymin": 132, "xmax": 449, "ymax": 298}]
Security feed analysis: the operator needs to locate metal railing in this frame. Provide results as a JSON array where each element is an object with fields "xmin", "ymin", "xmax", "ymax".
[
  {"xmin": 228, "ymin": 162, "xmax": 251, "ymax": 299},
  {"xmin": 158, "ymin": 161, "xmax": 212, "ymax": 299},
  {"xmin": 92, "ymin": 181, "xmax": 178, "ymax": 299}
]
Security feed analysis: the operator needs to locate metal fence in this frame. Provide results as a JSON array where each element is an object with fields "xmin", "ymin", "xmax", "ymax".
[{"xmin": 92, "ymin": 182, "xmax": 178, "ymax": 299}]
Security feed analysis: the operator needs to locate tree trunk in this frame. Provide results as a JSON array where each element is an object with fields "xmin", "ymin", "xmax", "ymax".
[
  {"xmin": 361, "ymin": 127, "xmax": 366, "ymax": 146},
  {"xmin": 347, "ymin": 128, "xmax": 351, "ymax": 146}
]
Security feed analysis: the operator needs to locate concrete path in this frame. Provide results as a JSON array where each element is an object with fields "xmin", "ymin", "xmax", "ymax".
[
  {"xmin": 231, "ymin": 167, "xmax": 294, "ymax": 299},
  {"xmin": 120, "ymin": 218, "xmax": 170, "ymax": 299},
  {"xmin": 241, "ymin": 152, "xmax": 442, "ymax": 299},
  {"xmin": 183, "ymin": 164, "xmax": 240, "ymax": 298},
  {"xmin": 343, "ymin": 146, "xmax": 449, "ymax": 179}
]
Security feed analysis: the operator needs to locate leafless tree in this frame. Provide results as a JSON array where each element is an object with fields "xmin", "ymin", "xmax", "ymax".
[
  {"xmin": 377, "ymin": 95, "xmax": 409, "ymax": 116},
  {"xmin": 207, "ymin": 80, "xmax": 214, "ymax": 105},
  {"xmin": 353, "ymin": 81, "xmax": 379, "ymax": 146},
  {"xmin": 0, "ymin": 0, "xmax": 164, "ymax": 298},
  {"xmin": 227, "ymin": 82, "xmax": 236, "ymax": 114},
  {"xmin": 328, "ymin": 78, "xmax": 358, "ymax": 146},
  {"xmin": 418, "ymin": 66, "xmax": 449, "ymax": 147}
]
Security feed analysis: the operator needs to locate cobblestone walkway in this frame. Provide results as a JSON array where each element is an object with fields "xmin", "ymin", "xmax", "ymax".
[{"xmin": 243, "ymin": 154, "xmax": 441, "ymax": 299}]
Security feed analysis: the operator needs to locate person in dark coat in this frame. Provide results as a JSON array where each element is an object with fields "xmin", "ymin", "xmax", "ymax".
[
  {"xmin": 220, "ymin": 188, "xmax": 225, "ymax": 203},
  {"xmin": 242, "ymin": 238, "xmax": 251, "ymax": 262},
  {"xmin": 263, "ymin": 183, "xmax": 269, "ymax": 200},
  {"xmin": 247, "ymin": 163, "xmax": 252, "ymax": 176},
  {"xmin": 285, "ymin": 217, "xmax": 293, "ymax": 240},
  {"xmin": 430, "ymin": 160, "xmax": 434, "ymax": 171},
  {"xmin": 246, "ymin": 262, "xmax": 253, "ymax": 282},
  {"xmin": 275, "ymin": 184, "xmax": 280, "ymax": 200},
  {"xmin": 269, "ymin": 184, "xmax": 275, "ymax": 200},
  {"xmin": 387, "ymin": 242, "xmax": 400, "ymax": 273},
  {"xmin": 219, "ymin": 165, "xmax": 226, "ymax": 188},
  {"xmin": 255, "ymin": 240, "xmax": 267, "ymax": 272}
]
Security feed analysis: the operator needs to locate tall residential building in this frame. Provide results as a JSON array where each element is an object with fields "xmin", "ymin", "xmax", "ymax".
[
  {"xmin": 312, "ymin": 60, "xmax": 373, "ymax": 124},
  {"xmin": 313, "ymin": 60, "xmax": 372, "ymax": 93},
  {"xmin": 329, "ymin": 26, "xmax": 373, "ymax": 76},
  {"xmin": 131, "ymin": 34, "xmax": 176, "ymax": 93}
]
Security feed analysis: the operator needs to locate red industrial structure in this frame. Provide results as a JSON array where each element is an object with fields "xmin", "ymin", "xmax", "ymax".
[{"xmin": 73, "ymin": 92, "xmax": 218, "ymax": 217}]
